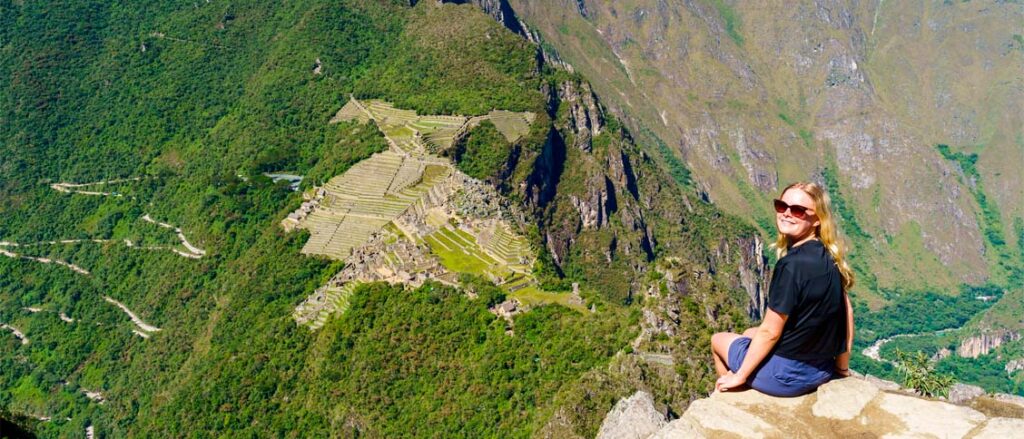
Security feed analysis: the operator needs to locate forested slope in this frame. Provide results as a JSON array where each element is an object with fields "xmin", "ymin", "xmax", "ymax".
[{"xmin": 0, "ymin": 1, "xmax": 761, "ymax": 436}]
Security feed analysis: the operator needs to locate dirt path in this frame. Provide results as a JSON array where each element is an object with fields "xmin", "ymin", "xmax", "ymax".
[
  {"xmin": 150, "ymin": 32, "xmax": 228, "ymax": 49},
  {"xmin": 1, "ymin": 235, "xmax": 200, "ymax": 265},
  {"xmin": 142, "ymin": 214, "xmax": 206, "ymax": 257},
  {"xmin": 50, "ymin": 178, "xmax": 142, "ymax": 197},
  {"xmin": 103, "ymin": 296, "xmax": 161, "ymax": 334},
  {"xmin": 45, "ymin": 179, "xmax": 206, "ymax": 258},
  {"xmin": 0, "ymin": 248, "xmax": 91, "ymax": 275},
  {"xmin": 1, "ymin": 323, "xmax": 29, "ymax": 345}
]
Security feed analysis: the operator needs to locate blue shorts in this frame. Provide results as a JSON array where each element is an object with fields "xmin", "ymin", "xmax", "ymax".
[{"xmin": 728, "ymin": 337, "xmax": 835, "ymax": 397}]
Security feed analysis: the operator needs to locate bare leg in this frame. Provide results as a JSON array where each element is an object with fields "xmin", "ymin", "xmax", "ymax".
[
  {"xmin": 711, "ymin": 332, "xmax": 743, "ymax": 377},
  {"xmin": 742, "ymin": 327, "xmax": 758, "ymax": 338}
]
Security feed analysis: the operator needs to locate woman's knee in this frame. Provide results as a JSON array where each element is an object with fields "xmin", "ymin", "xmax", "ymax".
[{"xmin": 711, "ymin": 332, "xmax": 741, "ymax": 354}]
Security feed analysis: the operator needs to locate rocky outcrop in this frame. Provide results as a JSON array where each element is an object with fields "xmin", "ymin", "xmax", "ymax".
[
  {"xmin": 595, "ymin": 391, "xmax": 666, "ymax": 439},
  {"xmin": 508, "ymin": 0, "xmax": 1020, "ymax": 287},
  {"xmin": 735, "ymin": 235, "xmax": 769, "ymax": 320},
  {"xmin": 437, "ymin": 0, "xmax": 525, "ymax": 35},
  {"xmin": 558, "ymin": 80, "xmax": 604, "ymax": 152},
  {"xmin": 949, "ymin": 383, "xmax": 987, "ymax": 405},
  {"xmin": 957, "ymin": 330, "xmax": 1021, "ymax": 359},
  {"xmin": 527, "ymin": 77, "xmax": 654, "ymax": 272},
  {"xmin": 568, "ymin": 177, "xmax": 615, "ymax": 230},
  {"xmin": 602, "ymin": 378, "xmax": 1024, "ymax": 438}
]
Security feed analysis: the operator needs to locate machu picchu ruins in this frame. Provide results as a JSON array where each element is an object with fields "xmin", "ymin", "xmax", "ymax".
[{"xmin": 287, "ymin": 98, "xmax": 552, "ymax": 330}]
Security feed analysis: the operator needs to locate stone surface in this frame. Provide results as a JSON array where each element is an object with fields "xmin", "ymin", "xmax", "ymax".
[
  {"xmin": 948, "ymin": 383, "xmax": 986, "ymax": 404},
  {"xmin": 812, "ymin": 377, "xmax": 880, "ymax": 420},
  {"xmin": 863, "ymin": 374, "xmax": 902, "ymax": 391},
  {"xmin": 647, "ymin": 418, "xmax": 705, "ymax": 439},
  {"xmin": 595, "ymin": 391, "xmax": 666, "ymax": 439},
  {"xmin": 971, "ymin": 417, "xmax": 1024, "ymax": 439},
  {"xmin": 603, "ymin": 377, "xmax": 1024, "ymax": 439},
  {"xmin": 681, "ymin": 398, "xmax": 779, "ymax": 438},
  {"xmin": 876, "ymin": 392, "xmax": 987, "ymax": 438}
]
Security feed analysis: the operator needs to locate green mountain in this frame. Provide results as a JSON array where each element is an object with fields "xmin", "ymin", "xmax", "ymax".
[
  {"xmin": 511, "ymin": 0, "xmax": 1024, "ymax": 295},
  {"xmin": 509, "ymin": 0, "xmax": 1024, "ymax": 394},
  {"xmin": 0, "ymin": 1, "xmax": 765, "ymax": 436},
  {"xmin": 0, "ymin": 0, "xmax": 1021, "ymax": 436}
]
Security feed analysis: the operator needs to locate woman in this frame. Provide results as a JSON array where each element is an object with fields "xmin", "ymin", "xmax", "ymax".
[{"xmin": 711, "ymin": 182, "xmax": 856, "ymax": 397}]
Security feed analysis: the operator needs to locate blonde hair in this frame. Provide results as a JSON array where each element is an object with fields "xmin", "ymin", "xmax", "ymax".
[{"xmin": 772, "ymin": 182, "xmax": 856, "ymax": 292}]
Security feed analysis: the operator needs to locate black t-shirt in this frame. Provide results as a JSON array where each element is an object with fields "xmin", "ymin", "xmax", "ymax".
[{"xmin": 767, "ymin": 240, "xmax": 847, "ymax": 361}]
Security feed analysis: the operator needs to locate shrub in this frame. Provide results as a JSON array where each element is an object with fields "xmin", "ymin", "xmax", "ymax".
[{"xmin": 893, "ymin": 348, "xmax": 955, "ymax": 398}]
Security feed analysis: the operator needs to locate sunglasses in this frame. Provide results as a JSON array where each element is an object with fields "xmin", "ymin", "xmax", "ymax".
[{"xmin": 773, "ymin": 199, "xmax": 815, "ymax": 219}]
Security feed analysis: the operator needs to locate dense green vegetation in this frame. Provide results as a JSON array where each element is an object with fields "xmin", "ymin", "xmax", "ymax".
[
  {"xmin": 453, "ymin": 120, "xmax": 513, "ymax": 180},
  {"xmin": 299, "ymin": 121, "xmax": 390, "ymax": 187},
  {"xmin": 0, "ymin": 1, "xmax": 764, "ymax": 435},
  {"xmin": 356, "ymin": 3, "xmax": 543, "ymax": 116},
  {"xmin": 938, "ymin": 350, "xmax": 1022, "ymax": 394},
  {"xmin": 855, "ymin": 285, "xmax": 1003, "ymax": 344},
  {"xmin": 849, "ymin": 283, "xmax": 1024, "ymax": 395},
  {"xmin": 310, "ymin": 282, "xmax": 634, "ymax": 437},
  {"xmin": 639, "ymin": 126, "xmax": 692, "ymax": 188}
]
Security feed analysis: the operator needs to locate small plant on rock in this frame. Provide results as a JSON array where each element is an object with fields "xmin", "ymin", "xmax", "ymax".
[{"xmin": 893, "ymin": 348, "xmax": 955, "ymax": 398}]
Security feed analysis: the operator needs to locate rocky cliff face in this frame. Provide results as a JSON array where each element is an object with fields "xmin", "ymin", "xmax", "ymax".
[
  {"xmin": 598, "ymin": 377, "xmax": 1024, "ymax": 439},
  {"xmin": 958, "ymin": 330, "xmax": 1022, "ymax": 359},
  {"xmin": 436, "ymin": 0, "xmax": 525, "ymax": 35},
  {"xmin": 507, "ymin": 0, "xmax": 1024, "ymax": 295}
]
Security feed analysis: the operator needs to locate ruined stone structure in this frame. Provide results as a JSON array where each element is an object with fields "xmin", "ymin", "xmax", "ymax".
[{"xmin": 288, "ymin": 98, "xmax": 541, "ymax": 329}]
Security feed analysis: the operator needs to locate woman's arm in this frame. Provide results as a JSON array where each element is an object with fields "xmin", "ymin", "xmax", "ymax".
[
  {"xmin": 834, "ymin": 290, "xmax": 854, "ymax": 376},
  {"xmin": 716, "ymin": 309, "xmax": 787, "ymax": 391}
]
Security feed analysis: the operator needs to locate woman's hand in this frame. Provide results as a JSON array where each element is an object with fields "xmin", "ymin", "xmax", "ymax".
[{"xmin": 715, "ymin": 371, "xmax": 747, "ymax": 392}]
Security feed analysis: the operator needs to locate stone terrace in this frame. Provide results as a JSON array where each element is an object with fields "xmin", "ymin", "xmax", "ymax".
[{"xmin": 295, "ymin": 150, "xmax": 452, "ymax": 260}]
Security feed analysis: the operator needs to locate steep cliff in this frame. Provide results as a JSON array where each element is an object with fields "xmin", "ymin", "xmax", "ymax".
[{"xmin": 508, "ymin": 0, "xmax": 1024, "ymax": 297}]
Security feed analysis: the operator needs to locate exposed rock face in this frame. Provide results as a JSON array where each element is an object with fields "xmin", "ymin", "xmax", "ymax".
[
  {"xmin": 437, "ymin": 0, "xmax": 525, "ymax": 35},
  {"xmin": 558, "ymin": 80, "xmax": 604, "ymax": 152},
  {"xmin": 735, "ymin": 235, "xmax": 768, "ymax": 320},
  {"xmin": 948, "ymin": 383, "xmax": 986, "ymax": 405},
  {"xmin": 957, "ymin": 330, "xmax": 1021, "ymax": 359},
  {"xmin": 528, "ymin": 78, "xmax": 653, "ymax": 274},
  {"xmin": 601, "ymin": 378, "xmax": 1024, "ymax": 438},
  {"xmin": 594, "ymin": 391, "xmax": 666, "ymax": 439},
  {"xmin": 508, "ymin": 0, "xmax": 1024, "ymax": 289}
]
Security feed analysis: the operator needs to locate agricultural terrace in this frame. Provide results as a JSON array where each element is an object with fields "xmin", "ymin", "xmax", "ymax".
[
  {"xmin": 294, "ymin": 150, "xmax": 452, "ymax": 260},
  {"xmin": 486, "ymin": 110, "xmax": 535, "ymax": 142},
  {"xmin": 290, "ymin": 98, "xmax": 583, "ymax": 329},
  {"xmin": 510, "ymin": 286, "xmax": 588, "ymax": 313},
  {"xmin": 294, "ymin": 282, "xmax": 362, "ymax": 330},
  {"xmin": 330, "ymin": 97, "xmax": 534, "ymax": 156},
  {"xmin": 424, "ymin": 226, "xmax": 509, "ymax": 281}
]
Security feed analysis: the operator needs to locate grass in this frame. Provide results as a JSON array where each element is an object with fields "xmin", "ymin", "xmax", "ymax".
[
  {"xmin": 709, "ymin": 0, "xmax": 744, "ymax": 46},
  {"xmin": 511, "ymin": 286, "xmax": 587, "ymax": 313},
  {"xmin": 424, "ymin": 225, "xmax": 581, "ymax": 312},
  {"xmin": 424, "ymin": 227, "xmax": 508, "ymax": 279}
]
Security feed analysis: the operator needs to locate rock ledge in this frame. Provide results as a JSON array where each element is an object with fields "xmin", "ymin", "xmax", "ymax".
[{"xmin": 599, "ymin": 377, "xmax": 1024, "ymax": 439}]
